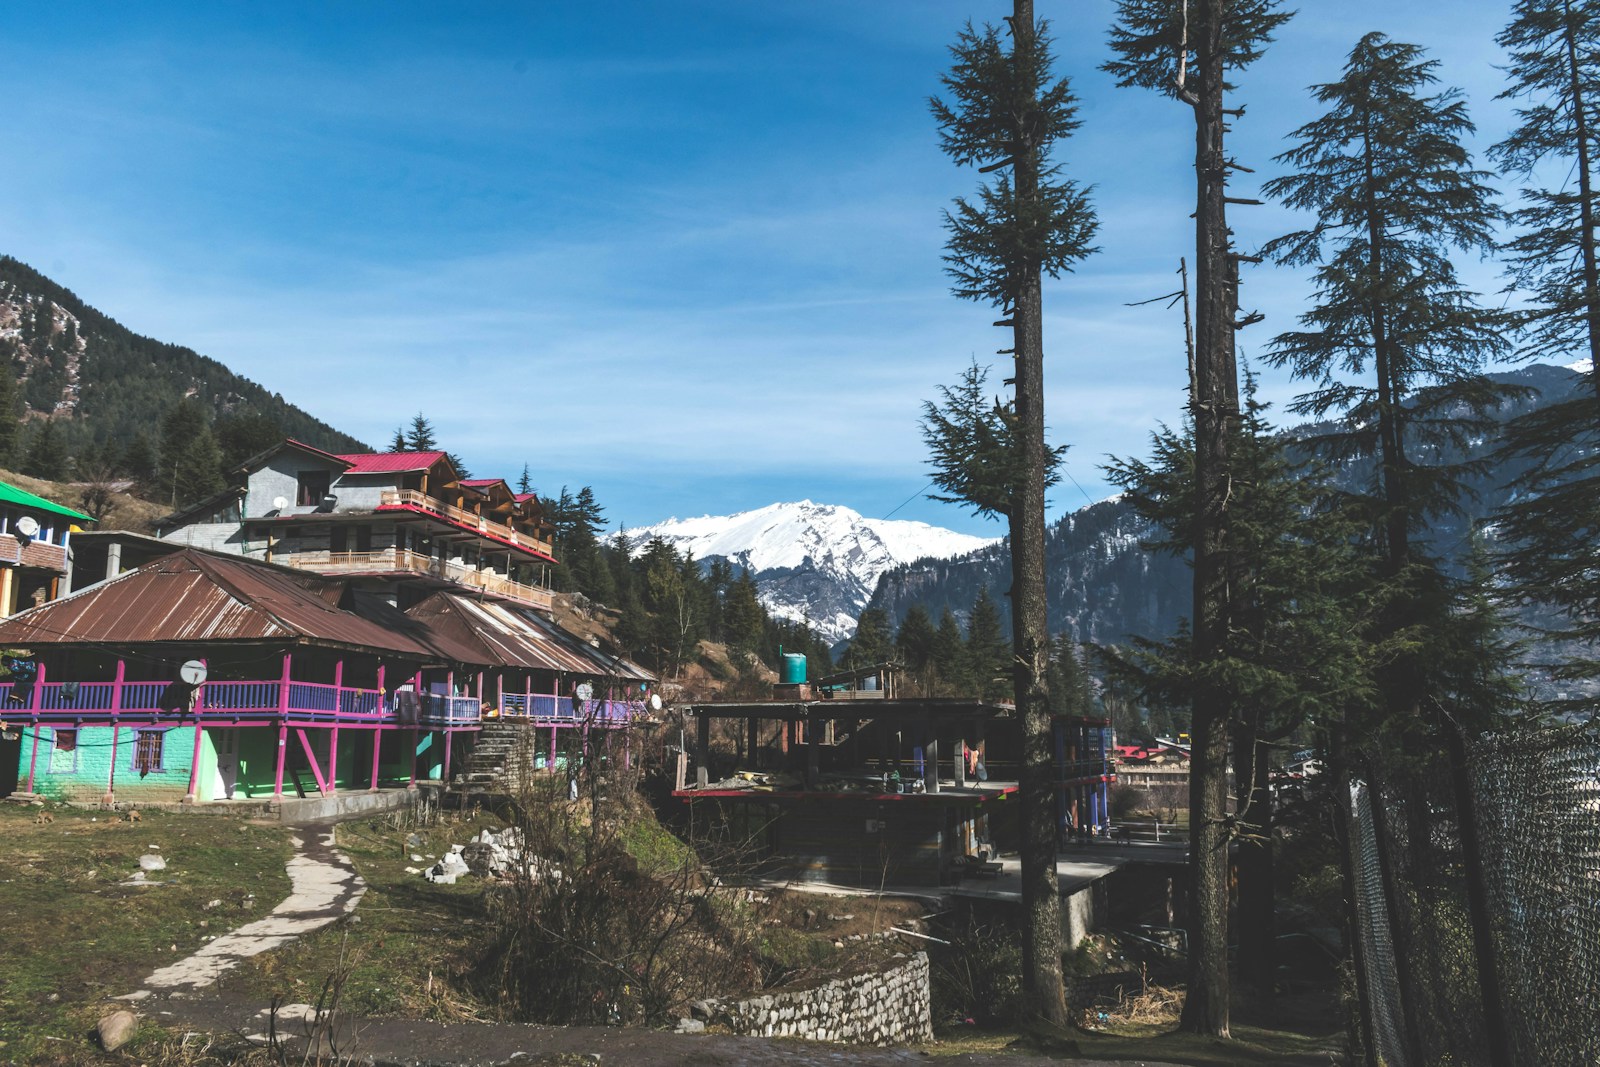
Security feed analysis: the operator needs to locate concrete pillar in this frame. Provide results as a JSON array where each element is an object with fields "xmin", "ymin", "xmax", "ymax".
[
  {"xmin": 696, "ymin": 713, "xmax": 711, "ymax": 789},
  {"xmin": 106, "ymin": 541, "xmax": 123, "ymax": 580}
]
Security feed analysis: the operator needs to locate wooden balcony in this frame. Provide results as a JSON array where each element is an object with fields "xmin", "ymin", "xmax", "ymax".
[
  {"xmin": 378, "ymin": 489, "xmax": 555, "ymax": 558},
  {"xmin": 0, "ymin": 678, "xmax": 481, "ymax": 727},
  {"xmin": 279, "ymin": 549, "xmax": 555, "ymax": 610}
]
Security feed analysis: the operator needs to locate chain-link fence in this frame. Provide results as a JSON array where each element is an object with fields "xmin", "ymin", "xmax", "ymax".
[{"xmin": 1344, "ymin": 722, "xmax": 1600, "ymax": 1067}]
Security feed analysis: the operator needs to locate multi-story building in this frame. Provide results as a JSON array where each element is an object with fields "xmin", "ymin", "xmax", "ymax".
[{"xmin": 155, "ymin": 440, "xmax": 556, "ymax": 612}]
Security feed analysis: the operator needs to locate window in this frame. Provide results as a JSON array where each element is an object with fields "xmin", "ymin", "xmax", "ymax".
[
  {"xmin": 132, "ymin": 729, "xmax": 166, "ymax": 775},
  {"xmin": 48, "ymin": 728, "xmax": 77, "ymax": 774},
  {"xmin": 353, "ymin": 525, "xmax": 372, "ymax": 552},
  {"xmin": 295, "ymin": 470, "xmax": 331, "ymax": 507},
  {"xmin": 330, "ymin": 525, "xmax": 348, "ymax": 553}
]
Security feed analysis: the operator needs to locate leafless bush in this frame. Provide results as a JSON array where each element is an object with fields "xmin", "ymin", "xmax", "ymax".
[{"xmin": 478, "ymin": 731, "xmax": 764, "ymax": 1025}]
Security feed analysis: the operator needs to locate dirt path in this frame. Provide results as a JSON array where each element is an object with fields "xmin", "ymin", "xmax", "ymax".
[
  {"xmin": 162, "ymin": 997, "xmax": 1186, "ymax": 1067},
  {"xmin": 123, "ymin": 827, "xmax": 364, "ymax": 999}
]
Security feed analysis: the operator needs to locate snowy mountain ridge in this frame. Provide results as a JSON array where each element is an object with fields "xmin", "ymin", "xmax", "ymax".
[{"xmin": 621, "ymin": 500, "xmax": 997, "ymax": 643}]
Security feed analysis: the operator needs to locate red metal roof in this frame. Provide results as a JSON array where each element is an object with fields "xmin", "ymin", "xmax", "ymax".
[
  {"xmin": 0, "ymin": 549, "xmax": 445, "ymax": 659},
  {"xmin": 459, "ymin": 479, "xmax": 504, "ymax": 489},
  {"xmin": 337, "ymin": 451, "xmax": 449, "ymax": 474}
]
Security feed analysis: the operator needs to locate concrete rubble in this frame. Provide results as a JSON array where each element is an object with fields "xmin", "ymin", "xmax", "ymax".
[{"xmin": 420, "ymin": 828, "xmax": 562, "ymax": 884}]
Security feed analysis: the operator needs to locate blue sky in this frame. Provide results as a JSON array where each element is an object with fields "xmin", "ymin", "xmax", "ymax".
[{"xmin": 0, "ymin": 1, "xmax": 1530, "ymax": 536}]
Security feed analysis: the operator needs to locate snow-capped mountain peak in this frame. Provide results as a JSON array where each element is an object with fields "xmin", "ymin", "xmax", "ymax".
[{"xmin": 621, "ymin": 501, "xmax": 997, "ymax": 643}]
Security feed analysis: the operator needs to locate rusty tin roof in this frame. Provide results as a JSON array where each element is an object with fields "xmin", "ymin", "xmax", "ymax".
[
  {"xmin": 0, "ymin": 548, "xmax": 444, "ymax": 659},
  {"xmin": 406, "ymin": 592, "xmax": 653, "ymax": 681}
]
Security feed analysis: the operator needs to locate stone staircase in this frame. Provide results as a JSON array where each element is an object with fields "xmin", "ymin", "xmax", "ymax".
[{"xmin": 450, "ymin": 719, "xmax": 537, "ymax": 799}]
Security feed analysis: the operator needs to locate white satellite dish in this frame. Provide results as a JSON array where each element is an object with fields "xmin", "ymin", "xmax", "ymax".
[
  {"xmin": 179, "ymin": 660, "xmax": 208, "ymax": 686},
  {"xmin": 576, "ymin": 682, "xmax": 594, "ymax": 702},
  {"xmin": 271, "ymin": 496, "xmax": 289, "ymax": 512},
  {"xmin": 649, "ymin": 693, "xmax": 663, "ymax": 712},
  {"xmin": 14, "ymin": 516, "xmax": 39, "ymax": 539}
]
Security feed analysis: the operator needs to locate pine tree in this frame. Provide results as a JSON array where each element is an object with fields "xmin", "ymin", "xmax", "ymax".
[
  {"xmin": 1491, "ymin": 0, "xmax": 1600, "ymax": 702},
  {"xmin": 926, "ymin": 3, "xmax": 1097, "ymax": 1022},
  {"xmin": 158, "ymin": 398, "xmax": 226, "ymax": 509},
  {"xmin": 1263, "ymin": 36, "xmax": 1524, "ymax": 1032},
  {"xmin": 963, "ymin": 588, "xmax": 1011, "ymax": 703},
  {"xmin": 120, "ymin": 431, "xmax": 157, "ymax": 486},
  {"xmin": 895, "ymin": 604, "xmax": 938, "ymax": 690},
  {"xmin": 390, "ymin": 427, "xmax": 407, "ymax": 452},
  {"xmin": 1262, "ymin": 33, "xmax": 1515, "ymax": 712},
  {"xmin": 518, "ymin": 464, "xmax": 533, "ymax": 495},
  {"xmin": 1104, "ymin": 0, "xmax": 1291, "ymax": 1035},
  {"xmin": 0, "ymin": 362, "xmax": 20, "ymax": 468},
  {"xmin": 20, "ymin": 419, "xmax": 68, "ymax": 480},
  {"xmin": 846, "ymin": 607, "xmax": 894, "ymax": 669},
  {"xmin": 215, "ymin": 411, "xmax": 285, "ymax": 471},
  {"xmin": 405, "ymin": 413, "xmax": 438, "ymax": 451},
  {"xmin": 723, "ymin": 569, "xmax": 766, "ymax": 656},
  {"xmin": 933, "ymin": 607, "xmax": 966, "ymax": 693},
  {"xmin": 1104, "ymin": 380, "xmax": 1374, "ymax": 997}
]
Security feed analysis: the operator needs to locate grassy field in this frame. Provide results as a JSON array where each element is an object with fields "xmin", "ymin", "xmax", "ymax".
[
  {"xmin": 0, "ymin": 797, "xmax": 1344, "ymax": 1067},
  {"xmin": 0, "ymin": 801, "xmax": 293, "ymax": 1065}
]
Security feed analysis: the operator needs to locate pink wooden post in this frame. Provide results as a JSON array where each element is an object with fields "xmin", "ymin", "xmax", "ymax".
[
  {"xmin": 104, "ymin": 659, "xmax": 125, "ymax": 803},
  {"xmin": 272, "ymin": 652, "xmax": 291, "ymax": 798},
  {"xmin": 23, "ymin": 663, "xmax": 45, "ymax": 793},
  {"xmin": 549, "ymin": 722, "xmax": 557, "ymax": 773},
  {"xmin": 408, "ymin": 671, "xmax": 421, "ymax": 789},
  {"xmin": 371, "ymin": 662, "xmax": 386, "ymax": 789},
  {"xmin": 523, "ymin": 673, "xmax": 531, "ymax": 719},
  {"xmin": 443, "ymin": 729, "xmax": 453, "ymax": 785},
  {"xmin": 328, "ymin": 659, "xmax": 343, "ymax": 795},
  {"xmin": 184, "ymin": 658, "xmax": 208, "ymax": 802}
]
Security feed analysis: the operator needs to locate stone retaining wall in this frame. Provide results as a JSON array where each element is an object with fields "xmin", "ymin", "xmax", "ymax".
[{"xmin": 711, "ymin": 951, "xmax": 932, "ymax": 1046}]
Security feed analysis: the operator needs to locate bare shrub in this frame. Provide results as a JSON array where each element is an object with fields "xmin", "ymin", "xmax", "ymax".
[
  {"xmin": 1109, "ymin": 784, "xmax": 1149, "ymax": 819},
  {"xmin": 478, "ymin": 734, "xmax": 763, "ymax": 1026}
]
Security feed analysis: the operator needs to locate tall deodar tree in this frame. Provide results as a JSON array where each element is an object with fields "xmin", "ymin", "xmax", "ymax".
[
  {"xmin": 926, "ymin": 0, "xmax": 1096, "ymax": 1025},
  {"xmin": 1493, "ymin": 0, "xmax": 1600, "ymax": 702},
  {"xmin": 1104, "ymin": 0, "xmax": 1290, "ymax": 1035}
]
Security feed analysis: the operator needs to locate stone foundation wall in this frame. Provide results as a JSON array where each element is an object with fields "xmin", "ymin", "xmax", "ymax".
[{"xmin": 712, "ymin": 951, "xmax": 932, "ymax": 1046}]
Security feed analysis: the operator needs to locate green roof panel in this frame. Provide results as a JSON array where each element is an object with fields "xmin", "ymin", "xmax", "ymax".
[{"xmin": 0, "ymin": 480, "xmax": 95, "ymax": 524}]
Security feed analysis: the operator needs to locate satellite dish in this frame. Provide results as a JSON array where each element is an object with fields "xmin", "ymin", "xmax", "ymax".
[
  {"xmin": 14, "ymin": 516, "xmax": 39, "ymax": 539},
  {"xmin": 179, "ymin": 660, "xmax": 208, "ymax": 686},
  {"xmin": 271, "ymin": 496, "xmax": 289, "ymax": 511},
  {"xmin": 576, "ymin": 682, "xmax": 594, "ymax": 702},
  {"xmin": 649, "ymin": 693, "xmax": 663, "ymax": 712}
]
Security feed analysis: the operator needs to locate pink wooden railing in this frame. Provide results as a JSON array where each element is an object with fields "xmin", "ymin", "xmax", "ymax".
[{"xmin": 5, "ymin": 679, "xmax": 479, "ymax": 725}]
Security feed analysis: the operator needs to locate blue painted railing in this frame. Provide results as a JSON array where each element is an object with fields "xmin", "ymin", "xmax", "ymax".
[{"xmin": 498, "ymin": 693, "xmax": 634, "ymax": 724}]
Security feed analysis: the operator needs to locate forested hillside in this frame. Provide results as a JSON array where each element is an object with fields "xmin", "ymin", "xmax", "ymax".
[
  {"xmin": 869, "ymin": 362, "xmax": 1583, "ymax": 651},
  {"xmin": 0, "ymin": 256, "xmax": 366, "ymax": 507}
]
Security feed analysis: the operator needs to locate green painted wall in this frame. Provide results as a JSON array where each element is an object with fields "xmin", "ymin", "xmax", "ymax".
[{"xmin": 22, "ymin": 724, "xmax": 198, "ymax": 805}]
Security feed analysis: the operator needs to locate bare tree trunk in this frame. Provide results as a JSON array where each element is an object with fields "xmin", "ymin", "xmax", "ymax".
[
  {"xmin": 1009, "ymin": 0, "xmax": 1067, "ymax": 1028},
  {"xmin": 1180, "ymin": 0, "xmax": 1233, "ymax": 1036},
  {"xmin": 1232, "ymin": 714, "xmax": 1275, "ymax": 998}
]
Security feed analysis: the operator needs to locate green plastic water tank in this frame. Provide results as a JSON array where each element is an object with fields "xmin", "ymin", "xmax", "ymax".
[{"xmin": 781, "ymin": 652, "xmax": 807, "ymax": 685}]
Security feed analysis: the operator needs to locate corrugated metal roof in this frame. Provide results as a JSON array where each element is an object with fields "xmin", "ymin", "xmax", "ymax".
[
  {"xmin": 337, "ymin": 451, "xmax": 449, "ymax": 474},
  {"xmin": 0, "ymin": 548, "xmax": 443, "ymax": 659},
  {"xmin": 406, "ymin": 592, "xmax": 653, "ymax": 681}
]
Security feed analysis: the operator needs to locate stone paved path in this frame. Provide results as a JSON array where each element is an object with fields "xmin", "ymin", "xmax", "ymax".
[{"xmin": 123, "ymin": 827, "xmax": 364, "ymax": 999}]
